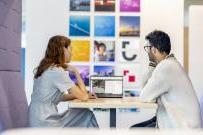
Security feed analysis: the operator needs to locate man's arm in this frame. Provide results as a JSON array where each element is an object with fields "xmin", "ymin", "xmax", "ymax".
[
  {"xmin": 140, "ymin": 64, "xmax": 169, "ymax": 102},
  {"xmin": 140, "ymin": 62, "xmax": 156, "ymax": 88}
]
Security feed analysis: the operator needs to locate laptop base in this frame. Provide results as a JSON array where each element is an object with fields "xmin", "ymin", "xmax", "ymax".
[{"xmin": 96, "ymin": 93, "xmax": 123, "ymax": 98}]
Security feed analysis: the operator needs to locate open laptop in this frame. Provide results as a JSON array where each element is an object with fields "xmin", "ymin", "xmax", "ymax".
[{"xmin": 90, "ymin": 76, "xmax": 123, "ymax": 98}]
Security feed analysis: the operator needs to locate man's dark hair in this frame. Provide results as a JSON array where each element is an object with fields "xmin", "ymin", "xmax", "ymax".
[{"xmin": 145, "ymin": 30, "xmax": 171, "ymax": 54}]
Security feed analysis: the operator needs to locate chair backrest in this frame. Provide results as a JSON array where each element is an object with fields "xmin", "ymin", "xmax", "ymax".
[
  {"xmin": 0, "ymin": 118, "xmax": 4, "ymax": 132},
  {"xmin": 0, "ymin": 0, "xmax": 28, "ymax": 129}
]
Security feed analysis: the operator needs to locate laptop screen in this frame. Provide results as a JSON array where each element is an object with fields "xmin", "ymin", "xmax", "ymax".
[{"xmin": 90, "ymin": 76, "xmax": 123, "ymax": 95}]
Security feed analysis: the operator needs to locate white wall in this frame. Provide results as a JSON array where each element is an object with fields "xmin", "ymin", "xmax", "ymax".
[
  {"xmin": 189, "ymin": 6, "xmax": 203, "ymax": 100},
  {"xmin": 140, "ymin": 0, "xmax": 184, "ymax": 66},
  {"xmin": 26, "ymin": 0, "xmax": 184, "ymax": 128},
  {"xmin": 26, "ymin": 0, "xmax": 68, "ymax": 103},
  {"xmin": 184, "ymin": 0, "xmax": 203, "ymax": 27}
]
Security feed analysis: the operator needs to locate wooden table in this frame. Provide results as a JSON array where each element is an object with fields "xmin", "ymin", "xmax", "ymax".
[{"xmin": 68, "ymin": 97, "xmax": 157, "ymax": 128}]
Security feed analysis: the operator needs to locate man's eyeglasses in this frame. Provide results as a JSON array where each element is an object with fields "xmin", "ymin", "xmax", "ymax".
[{"xmin": 144, "ymin": 46, "xmax": 152, "ymax": 53}]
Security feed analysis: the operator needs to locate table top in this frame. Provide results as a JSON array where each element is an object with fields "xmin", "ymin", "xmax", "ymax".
[{"xmin": 67, "ymin": 97, "xmax": 157, "ymax": 109}]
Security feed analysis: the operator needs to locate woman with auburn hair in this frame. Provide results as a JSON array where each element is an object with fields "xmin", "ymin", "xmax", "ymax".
[{"xmin": 28, "ymin": 35, "xmax": 98, "ymax": 128}]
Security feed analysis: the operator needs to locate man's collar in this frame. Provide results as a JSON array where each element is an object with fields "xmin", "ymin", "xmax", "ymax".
[{"xmin": 165, "ymin": 54, "xmax": 175, "ymax": 59}]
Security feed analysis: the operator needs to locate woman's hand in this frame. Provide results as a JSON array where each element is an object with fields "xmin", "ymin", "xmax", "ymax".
[
  {"xmin": 88, "ymin": 92, "xmax": 97, "ymax": 99},
  {"xmin": 66, "ymin": 65, "xmax": 79, "ymax": 74}
]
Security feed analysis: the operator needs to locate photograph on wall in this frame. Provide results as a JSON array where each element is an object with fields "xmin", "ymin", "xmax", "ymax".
[
  {"xmin": 69, "ymin": 16, "xmax": 90, "ymax": 36},
  {"xmin": 69, "ymin": 65, "xmax": 90, "ymax": 86},
  {"xmin": 71, "ymin": 40, "xmax": 90, "ymax": 62},
  {"xmin": 94, "ymin": 16, "xmax": 115, "ymax": 37},
  {"xmin": 117, "ymin": 39, "xmax": 140, "ymax": 62},
  {"xmin": 115, "ymin": 64, "xmax": 141, "ymax": 89},
  {"xmin": 94, "ymin": 66, "xmax": 115, "ymax": 76},
  {"xmin": 70, "ymin": 0, "xmax": 90, "ymax": 11},
  {"xmin": 120, "ymin": 0, "xmax": 140, "ymax": 12},
  {"xmin": 124, "ymin": 90, "xmax": 139, "ymax": 97},
  {"xmin": 119, "ymin": 16, "xmax": 140, "ymax": 37},
  {"xmin": 94, "ymin": 40, "xmax": 115, "ymax": 62},
  {"xmin": 94, "ymin": 0, "xmax": 115, "ymax": 12}
]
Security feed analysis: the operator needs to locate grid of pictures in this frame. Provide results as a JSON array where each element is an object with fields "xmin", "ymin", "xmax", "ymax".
[
  {"xmin": 117, "ymin": 39, "xmax": 140, "ymax": 62},
  {"xmin": 68, "ymin": 0, "xmax": 141, "ymax": 92},
  {"xmin": 120, "ymin": 16, "xmax": 140, "ymax": 37},
  {"xmin": 94, "ymin": 40, "xmax": 115, "ymax": 62},
  {"xmin": 71, "ymin": 40, "xmax": 90, "ymax": 62},
  {"xmin": 94, "ymin": 66, "xmax": 114, "ymax": 76},
  {"xmin": 116, "ymin": 64, "xmax": 141, "ymax": 89},
  {"xmin": 94, "ymin": 16, "xmax": 115, "ymax": 37},
  {"xmin": 95, "ymin": 0, "xmax": 115, "ymax": 12},
  {"xmin": 70, "ymin": 0, "xmax": 90, "ymax": 11},
  {"xmin": 69, "ymin": 16, "xmax": 90, "ymax": 36},
  {"xmin": 69, "ymin": 65, "xmax": 90, "ymax": 86},
  {"xmin": 120, "ymin": 0, "xmax": 140, "ymax": 12}
]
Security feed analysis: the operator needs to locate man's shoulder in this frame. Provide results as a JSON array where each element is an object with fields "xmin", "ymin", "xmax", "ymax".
[{"xmin": 155, "ymin": 58, "xmax": 180, "ymax": 73}]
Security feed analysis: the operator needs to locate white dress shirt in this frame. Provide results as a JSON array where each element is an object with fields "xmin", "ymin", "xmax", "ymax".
[{"xmin": 140, "ymin": 54, "xmax": 201, "ymax": 128}]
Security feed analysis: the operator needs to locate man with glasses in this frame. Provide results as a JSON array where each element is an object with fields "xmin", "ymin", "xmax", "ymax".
[{"xmin": 132, "ymin": 30, "xmax": 201, "ymax": 128}]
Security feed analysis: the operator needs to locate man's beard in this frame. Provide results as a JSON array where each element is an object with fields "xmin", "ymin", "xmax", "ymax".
[{"xmin": 148, "ymin": 52, "xmax": 156, "ymax": 63}]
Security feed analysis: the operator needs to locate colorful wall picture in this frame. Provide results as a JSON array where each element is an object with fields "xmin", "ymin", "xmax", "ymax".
[
  {"xmin": 95, "ymin": 0, "xmax": 115, "ymax": 12},
  {"xmin": 70, "ymin": 0, "xmax": 90, "ymax": 11},
  {"xmin": 124, "ymin": 90, "xmax": 139, "ymax": 97},
  {"xmin": 94, "ymin": 66, "xmax": 114, "ymax": 76},
  {"xmin": 71, "ymin": 40, "xmax": 90, "ymax": 62},
  {"xmin": 94, "ymin": 16, "xmax": 115, "ymax": 37},
  {"xmin": 94, "ymin": 40, "xmax": 115, "ymax": 62},
  {"xmin": 120, "ymin": 0, "xmax": 140, "ymax": 12},
  {"xmin": 119, "ymin": 16, "xmax": 140, "ymax": 37},
  {"xmin": 115, "ymin": 64, "xmax": 141, "ymax": 89},
  {"xmin": 69, "ymin": 65, "xmax": 90, "ymax": 86},
  {"xmin": 69, "ymin": 16, "xmax": 90, "ymax": 36},
  {"xmin": 117, "ymin": 39, "xmax": 140, "ymax": 62}
]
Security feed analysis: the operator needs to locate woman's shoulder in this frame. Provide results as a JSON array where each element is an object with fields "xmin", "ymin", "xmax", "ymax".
[
  {"xmin": 46, "ymin": 66, "xmax": 67, "ymax": 75},
  {"xmin": 50, "ymin": 65, "xmax": 65, "ymax": 71}
]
